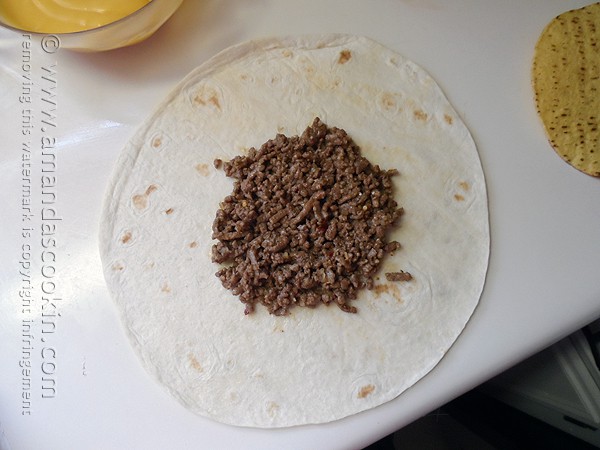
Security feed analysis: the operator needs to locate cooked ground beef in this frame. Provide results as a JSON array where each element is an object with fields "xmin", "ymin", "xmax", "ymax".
[
  {"xmin": 385, "ymin": 271, "xmax": 413, "ymax": 282},
  {"xmin": 212, "ymin": 118, "xmax": 404, "ymax": 315}
]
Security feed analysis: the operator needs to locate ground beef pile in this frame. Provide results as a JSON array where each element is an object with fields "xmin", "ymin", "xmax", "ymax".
[{"xmin": 212, "ymin": 118, "xmax": 404, "ymax": 315}]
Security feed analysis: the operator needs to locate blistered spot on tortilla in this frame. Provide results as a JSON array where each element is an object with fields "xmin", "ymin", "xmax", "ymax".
[
  {"xmin": 459, "ymin": 181, "xmax": 470, "ymax": 191},
  {"xmin": 120, "ymin": 231, "xmax": 132, "ymax": 244},
  {"xmin": 338, "ymin": 49, "xmax": 352, "ymax": 64},
  {"xmin": 165, "ymin": 208, "xmax": 174, "ymax": 215},
  {"xmin": 266, "ymin": 401, "xmax": 280, "ymax": 418},
  {"xmin": 189, "ymin": 241, "xmax": 198, "ymax": 248},
  {"xmin": 188, "ymin": 354, "xmax": 203, "ymax": 372},
  {"xmin": 193, "ymin": 86, "xmax": 221, "ymax": 110},
  {"xmin": 444, "ymin": 114, "xmax": 454, "ymax": 125},
  {"xmin": 357, "ymin": 384, "xmax": 375, "ymax": 399},
  {"xmin": 413, "ymin": 109, "xmax": 428, "ymax": 121},
  {"xmin": 196, "ymin": 163, "xmax": 210, "ymax": 176},
  {"xmin": 454, "ymin": 194, "xmax": 465, "ymax": 201}
]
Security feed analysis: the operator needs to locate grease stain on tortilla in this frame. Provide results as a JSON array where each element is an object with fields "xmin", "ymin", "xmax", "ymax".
[
  {"xmin": 188, "ymin": 354, "xmax": 203, "ymax": 372},
  {"xmin": 132, "ymin": 184, "xmax": 158, "ymax": 210},
  {"xmin": 357, "ymin": 384, "xmax": 375, "ymax": 399},
  {"xmin": 373, "ymin": 283, "xmax": 403, "ymax": 302},
  {"xmin": 196, "ymin": 163, "xmax": 210, "ymax": 176},
  {"xmin": 444, "ymin": 114, "xmax": 454, "ymax": 125},
  {"xmin": 338, "ymin": 49, "xmax": 352, "ymax": 64},
  {"xmin": 413, "ymin": 109, "xmax": 428, "ymax": 122}
]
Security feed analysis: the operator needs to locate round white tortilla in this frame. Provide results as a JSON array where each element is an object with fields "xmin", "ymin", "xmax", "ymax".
[{"xmin": 99, "ymin": 34, "xmax": 489, "ymax": 427}]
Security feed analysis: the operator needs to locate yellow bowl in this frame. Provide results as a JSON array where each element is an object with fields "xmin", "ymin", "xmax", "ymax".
[{"xmin": 0, "ymin": 0, "xmax": 183, "ymax": 52}]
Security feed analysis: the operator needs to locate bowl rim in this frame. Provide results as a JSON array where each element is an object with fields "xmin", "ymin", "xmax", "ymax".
[{"xmin": 0, "ymin": 0, "xmax": 177, "ymax": 37}]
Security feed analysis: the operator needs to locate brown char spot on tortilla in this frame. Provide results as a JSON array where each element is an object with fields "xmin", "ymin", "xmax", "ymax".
[
  {"xmin": 151, "ymin": 137, "xmax": 162, "ymax": 148},
  {"xmin": 189, "ymin": 241, "xmax": 198, "ymax": 248},
  {"xmin": 444, "ymin": 114, "xmax": 454, "ymax": 125},
  {"xmin": 380, "ymin": 92, "xmax": 398, "ymax": 111},
  {"xmin": 112, "ymin": 262, "xmax": 124, "ymax": 271},
  {"xmin": 132, "ymin": 184, "xmax": 158, "ymax": 210},
  {"xmin": 196, "ymin": 163, "xmax": 210, "ymax": 176},
  {"xmin": 458, "ymin": 181, "xmax": 470, "ymax": 191},
  {"xmin": 188, "ymin": 354, "xmax": 203, "ymax": 372},
  {"xmin": 193, "ymin": 86, "xmax": 221, "ymax": 110},
  {"xmin": 413, "ymin": 109, "xmax": 428, "ymax": 121},
  {"xmin": 120, "ymin": 231, "xmax": 132, "ymax": 244},
  {"xmin": 338, "ymin": 49, "xmax": 352, "ymax": 64},
  {"xmin": 132, "ymin": 194, "xmax": 147, "ymax": 210},
  {"xmin": 161, "ymin": 282, "xmax": 171, "ymax": 293},
  {"xmin": 358, "ymin": 384, "xmax": 375, "ymax": 399},
  {"xmin": 165, "ymin": 208, "xmax": 174, "ymax": 215},
  {"xmin": 454, "ymin": 194, "xmax": 465, "ymax": 201}
]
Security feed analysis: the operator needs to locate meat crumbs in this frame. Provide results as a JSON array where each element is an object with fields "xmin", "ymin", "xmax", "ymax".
[{"xmin": 211, "ymin": 118, "xmax": 407, "ymax": 315}]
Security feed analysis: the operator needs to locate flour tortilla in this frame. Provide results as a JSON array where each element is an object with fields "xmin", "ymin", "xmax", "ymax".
[{"xmin": 99, "ymin": 35, "xmax": 489, "ymax": 427}]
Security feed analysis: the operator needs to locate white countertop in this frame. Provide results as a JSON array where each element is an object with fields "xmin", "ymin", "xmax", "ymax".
[{"xmin": 1, "ymin": 1, "xmax": 599, "ymax": 449}]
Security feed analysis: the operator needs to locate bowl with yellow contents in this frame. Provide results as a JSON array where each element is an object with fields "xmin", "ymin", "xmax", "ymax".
[{"xmin": 0, "ymin": 0, "xmax": 183, "ymax": 51}]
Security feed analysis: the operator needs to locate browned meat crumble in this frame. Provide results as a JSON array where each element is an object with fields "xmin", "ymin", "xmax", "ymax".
[
  {"xmin": 384, "ymin": 271, "xmax": 413, "ymax": 282},
  {"xmin": 211, "ymin": 118, "xmax": 405, "ymax": 315}
]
